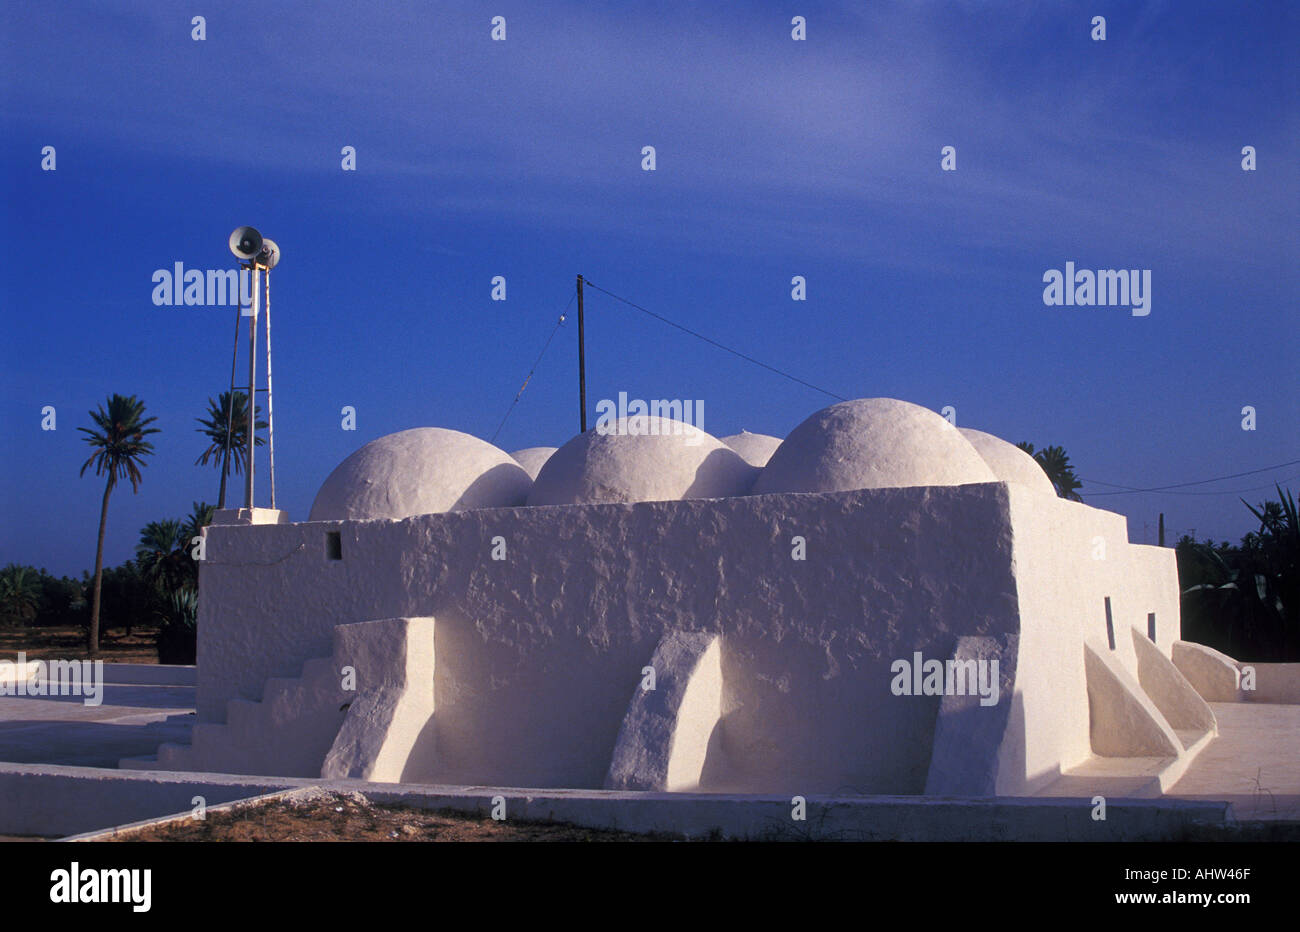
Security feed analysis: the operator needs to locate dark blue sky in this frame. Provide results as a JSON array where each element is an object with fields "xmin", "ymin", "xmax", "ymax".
[{"xmin": 2, "ymin": 1, "xmax": 1297, "ymax": 576}]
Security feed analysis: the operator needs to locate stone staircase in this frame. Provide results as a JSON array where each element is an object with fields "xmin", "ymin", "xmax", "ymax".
[{"xmin": 121, "ymin": 655, "xmax": 349, "ymax": 778}]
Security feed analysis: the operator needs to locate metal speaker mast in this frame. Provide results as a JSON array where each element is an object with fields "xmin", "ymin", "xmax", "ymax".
[{"xmin": 227, "ymin": 227, "xmax": 281, "ymax": 510}]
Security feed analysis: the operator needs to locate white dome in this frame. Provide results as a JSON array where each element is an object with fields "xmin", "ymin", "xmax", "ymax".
[
  {"xmin": 527, "ymin": 417, "xmax": 758, "ymax": 506},
  {"xmin": 958, "ymin": 427, "xmax": 1055, "ymax": 496},
  {"xmin": 510, "ymin": 447, "xmax": 558, "ymax": 481},
  {"xmin": 720, "ymin": 431, "xmax": 783, "ymax": 468},
  {"xmin": 752, "ymin": 398, "xmax": 997, "ymax": 494},
  {"xmin": 310, "ymin": 428, "xmax": 531, "ymax": 521}
]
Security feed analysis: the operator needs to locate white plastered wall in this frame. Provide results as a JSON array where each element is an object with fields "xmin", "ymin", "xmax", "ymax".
[
  {"xmin": 996, "ymin": 484, "xmax": 1182, "ymax": 794},
  {"xmin": 198, "ymin": 484, "xmax": 1022, "ymax": 793}
]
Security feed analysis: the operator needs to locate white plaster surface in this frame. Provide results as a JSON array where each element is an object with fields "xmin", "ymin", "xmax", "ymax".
[
  {"xmin": 1130, "ymin": 628, "xmax": 1216, "ymax": 735},
  {"xmin": 212, "ymin": 507, "xmax": 288, "ymax": 526},
  {"xmin": 1172, "ymin": 641, "xmax": 1243, "ymax": 701},
  {"xmin": 958, "ymin": 427, "xmax": 1056, "ymax": 497},
  {"xmin": 90, "ymin": 664, "xmax": 195, "ymax": 686},
  {"xmin": 605, "ymin": 632, "xmax": 721, "ymax": 791},
  {"xmin": 189, "ymin": 473, "xmax": 1190, "ymax": 793},
  {"xmin": 1084, "ymin": 642, "xmax": 1181, "ymax": 758},
  {"xmin": 509, "ymin": 447, "xmax": 558, "ymax": 481},
  {"xmin": 1247, "ymin": 663, "xmax": 1300, "ymax": 704},
  {"xmin": 924, "ymin": 634, "xmax": 1019, "ymax": 796},
  {"xmin": 527, "ymin": 417, "xmax": 758, "ymax": 506},
  {"xmin": 202, "ymin": 483, "xmax": 1022, "ymax": 791},
  {"xmin": 995, "ymin": 483, "xmax": 1182, "ymax": 794},
  {"xmin": 310, "ymin": 427, "xmax": 531, "ymax": 521},
  {"xmin": 719, "ymin": 431, "xmax": 782, "ymax": 468},
  {"xmin": 753, "ymin": 398, "xmax": 996, "ymax": 494},
  {"xmin": 322, "ymin": 617, "xmax": 436, "ymax": 782},
  {"xmin": 121, "ymin": 654, "xmax": 348, "ymax": 777}
]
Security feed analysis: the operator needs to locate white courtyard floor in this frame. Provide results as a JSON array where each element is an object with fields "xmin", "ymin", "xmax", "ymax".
[
  {"xmin": 1032, "ymin": 702, "xmax": 1300, "ymax": 820},
  {"xmin": 0, "ymin": 681, "xmax": 194, "ymax": 768}
]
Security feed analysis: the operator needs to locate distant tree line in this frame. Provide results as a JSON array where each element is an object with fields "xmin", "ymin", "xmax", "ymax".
[
  {"xmin": 0, "ymin": 502, "xmax": 214, "ymax": 663},
  {"xmin": 1, "ymin": 389, "xmax": 264, "ymax": 661},
  {"xmin": 1016, "ymin": 441, "xmax": 1296, "ymax": 661},
  {"xmin": 1177, "ymin": 486, "xmax": 1298, "ymax": 662}
]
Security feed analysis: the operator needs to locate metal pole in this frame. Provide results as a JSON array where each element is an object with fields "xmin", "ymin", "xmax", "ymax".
[
  {"xmin": 245, "ymin": 263, "xmax": 261, "ymax": 509},
  {"xmin": 264, "ymin": 268, "xmax": 276, "ymax": 509},
  {"xmin": 221, "ymin": 273, "xmax": 242, "ymax": 509},
  {"xmin": 577, "ymin": 274, "xmax": 587, "ymax": 433}
]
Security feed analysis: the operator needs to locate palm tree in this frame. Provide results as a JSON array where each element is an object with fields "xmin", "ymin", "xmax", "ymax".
[
  {"xmin": 79, "ymin": 394, "xmax": 159, "ymax": 655},
  {"xmin": 180, "ymin": 502, "xmax": 216, "ymax": 553},
  {"xmin": 0, "ymin": 564, "xmax": 40, "ymax": 626},
  {"xmin": 195, "ymin": 391, "xmax": 266, "ymax": 508},
  {"xmin": 1016, "ymin": 442, "xmax": 1084, "ymax": 501},
  {"xmin": 179, "ymin": 501, "xmax": 216, "ymax": 588},
  {"xmin": 136, "ymin": 519, "xmax": 189, "ymax": 595}
]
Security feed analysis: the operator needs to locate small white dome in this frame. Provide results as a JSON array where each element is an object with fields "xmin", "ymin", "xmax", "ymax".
[
  {"xmin": 958, "ymin": 428, "xmax": 1055, "ymax": 496},
  {"xmin": 527, "ymin": 417, "xmax": 758, "ymax": 506},
  {"xmin": 310, "ymin": 428, "xmax": 531, "ymax": 521},
  {"xmin": 720, "ymin": 431, "xmax": 783, "ymax": 468},
  {"xmin": 752, "ymin": 398, "xmax": 996, "ymax": 494},
  {"xmin": 510, "ymin": 447, "xmax": 558, "ymax": 481}
]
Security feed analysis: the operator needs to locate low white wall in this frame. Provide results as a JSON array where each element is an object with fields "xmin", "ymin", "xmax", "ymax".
[
  {"xmin": 998, "ymin": 487, "xmax": 1182, "ymax": 794},
  {"xmin": 99, "ymin": 663, "xmax": 196, "ymax": 686},
  {"xmin": 0, "ymin": 763, "xmax": 296, "ymax": 837},
  {"xmin": 42, "ymin": 771, "xmax": 1234, "ymax": 843},
  {"xmin": 1246, "ymin": 663, "xmax": 1300, "ymax": 704}
]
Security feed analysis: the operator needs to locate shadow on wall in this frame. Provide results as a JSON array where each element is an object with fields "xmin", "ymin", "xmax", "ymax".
[
  {"xmin": 400, "ymin": 712, "xmax": 439, "ymax": 783},
  {"xmin": 684, "ymin": 448, "xmax": 761, "ymax": 499},
  {"xmin": 993, "ymin": 689, "xmax": 1068, "ymax": 796},
  {"xmin": 425, "ymin": 610, "xmax": 658, "ymax": 788},
  {"xmin": 449, "ymin": 462, "xmax": 532, "ymax": 512},
  {"xmin": 405, "ymin": 615, "xmax": 962, "ymax": 794}
]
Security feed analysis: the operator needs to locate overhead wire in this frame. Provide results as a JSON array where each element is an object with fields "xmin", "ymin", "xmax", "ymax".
[
  {"xmin": 581, "ymin": 279, "xmax": 847, "ymax": 402},
  {"xmin": 489, "ymin": 292, "xmax": 575, "ymax": 444},
  {"xmin": 497, "ymin": 277, "xmax": 1297, "ymax": 501}
]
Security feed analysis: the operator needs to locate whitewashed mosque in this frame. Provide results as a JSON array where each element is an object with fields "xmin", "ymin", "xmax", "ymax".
[{"xmin": 122, "ymin": 397, "xmax": 1242, "ymax": 797}]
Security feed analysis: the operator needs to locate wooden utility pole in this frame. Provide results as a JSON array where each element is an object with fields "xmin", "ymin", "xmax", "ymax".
[
  {"xmin": 577, "ymin": 274, "xmax": 587, "ymax": 433},
  {"xmin": 1158, "ymin": 512, "xmax": 1165, "ymax": 547}
]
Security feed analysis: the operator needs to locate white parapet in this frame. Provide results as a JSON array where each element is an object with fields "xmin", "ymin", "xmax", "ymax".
[
  {"xmin": 1171, "ymin": 641, "xmax": 1243, "ymax": 702},
  {"xmin": 211, "ymin": 507, "xmax": 289, "ymax": 526},
  {"xmin": 1131, "ymin": 629, "xmax": 1216, "ymax": 737}
]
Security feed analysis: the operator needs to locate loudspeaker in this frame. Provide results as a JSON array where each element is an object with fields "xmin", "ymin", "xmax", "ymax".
[
  {"xmin": 228, "ymin": 226, "xmax": 263, "ymax": 260},
  {"xmin": 259, "ymin": 238, "xmax": 281, "ymax": 269}
]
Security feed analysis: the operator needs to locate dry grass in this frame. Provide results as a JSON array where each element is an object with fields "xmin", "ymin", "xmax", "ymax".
[
  {"xmin": 106, "ymin": 792, "xmax": 682, "ymax": 842},
  {"xmin": 0, "ymin": 624, "xmax": 162, "ymax": 664}
]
